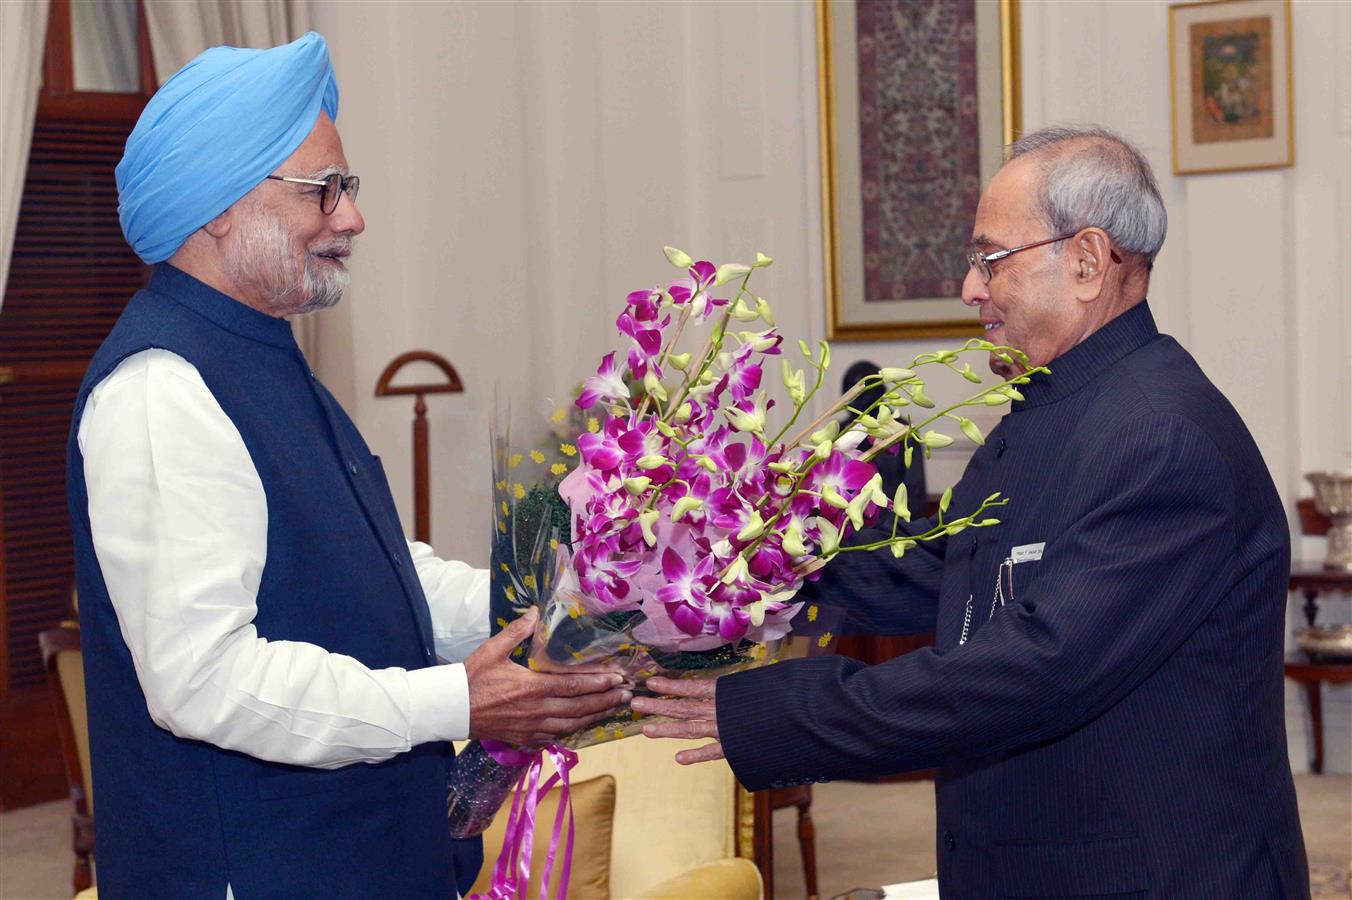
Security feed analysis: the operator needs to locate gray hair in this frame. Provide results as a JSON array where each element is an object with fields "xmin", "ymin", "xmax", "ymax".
[{"xmin": 1006, "ymin": 125, "xmax": 1167, "ymax": 267}]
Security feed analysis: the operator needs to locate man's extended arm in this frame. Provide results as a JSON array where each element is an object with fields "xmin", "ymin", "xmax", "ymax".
[
  {"xmin": 81, "ymin": 349, "xmax": 620, "ymax": 768},
  {"xmin": 716, "ymin": 414, "xmax": 1237, "ymax": 789}
]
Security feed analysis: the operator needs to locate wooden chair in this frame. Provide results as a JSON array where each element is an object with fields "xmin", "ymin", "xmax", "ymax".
[{"xmin": 38, "ymin": 619, "xmax": 95, "ymax": 894}]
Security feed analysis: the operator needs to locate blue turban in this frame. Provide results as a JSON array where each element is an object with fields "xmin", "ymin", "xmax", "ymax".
[{"xmin": 116, "ymin": 32, "xmax": 340, "ymax": 264}]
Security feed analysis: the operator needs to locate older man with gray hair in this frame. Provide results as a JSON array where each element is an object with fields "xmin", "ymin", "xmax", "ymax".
[{"xmin": 638, "ymin": 125, "xmax": 1309, "ymax": 898}]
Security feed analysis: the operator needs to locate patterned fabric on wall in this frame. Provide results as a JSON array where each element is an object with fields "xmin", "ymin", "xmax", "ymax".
[{"xmin": 856, "ymin": 0, "xmax": 980, "ymax": 302}]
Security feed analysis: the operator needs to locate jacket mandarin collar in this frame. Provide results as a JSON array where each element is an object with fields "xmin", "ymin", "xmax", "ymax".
[
  {"xmin": 147, "ymin": 263, "xmax": 299, "ymax": 351},
  {"xmin": 1013, "ymin": 300, "xmax": 1158, "ymax": 411}
]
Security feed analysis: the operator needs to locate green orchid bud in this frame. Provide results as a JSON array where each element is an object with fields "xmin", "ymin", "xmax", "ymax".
[
  {"xmin": 668, "ymin": 352, "xmax": 693, "ymax": 371},
  {"xmin": 857, "ymin": 413, "xmax": 880, "ymax": 430},
  {"xmin": 643, "ymin": 372, "xmax": 668, "ymax": 404},
  {"xmin": 639, "ymin": 508, "xmax": 660, "ymax": 547},
  {"xmin": 754, "ymin": 296, "xmax": 775, "ymax": 326},
  {"xmin": 922, "ymin": 430, "xmax": 954, "ymax": 449},
  {"xmin": 700, "ymin": 370, "xmax": 717, "ymax": 385},
  {"xmin": 893, "ymin": 483, "xmax": 911, "ymax": 522},
  {"xmin": 984, "ymin": 392, "xmax": 1010, "ymax": 406},
  {"xmin": 636, "ymin": 454, "xmax": 668, "ymax": 470},
  {"xmin": 730, "ymin": 297, "xmax": 760, "ymax": 322},
  {"xmin": 945, "ymin": 522, "xmax": 967, "ymax": 535},
  {"xmin": 663, "ymin": 246, "xmax": 694, "ymax": 269},
  {"xmin": 813, "ymin": 440, "xmax": 833, "ymax": 461},
  {"xmin": 798, "ymin": 339, "xmax": 813, "ymax": 358},
  {"xmin": 746, "ymin": 599, "xmax": 767, "ymax": 627},
  {"xmin": 715, "ymin": 263, "xmax": 752, "ymax": 286},
  {"xmin": 908, "ymin": 385, "xmax": 936, "ymax": 408},
  {"xmin": 737, "ymin": 511, "xmax": 766, "ymax": 542},
  {"xmin": 624, "ymin": 476, "xmax": 653, "ymax": 495},
  {"xmin": 904, "ymin": 444, "xmax": 914, "ymax": 468},
  {"xmin": 781, "ymin": 523, "xmax": 809, "ymax": 557},
  {"xmin": 939, "ymin": 486, "xmax": 953, "ymax": 514},
  {"xmin": 878, "ymin": 367, "xmax": 915, "ymax": 382},
  {"xmin": 673, "ymin": 403, "xmax": 693, "ymax": 424},
  {"xmin": 865, "ymin": 473, "xmax": 889, "ymax": 506},
  {"xmin": 978, "ymin": 517, "xmax": 1001, "ymax": 527},
  {"xmin": 671, "ymin": 496, "xmax": 704, "ymax": 522},
  {"xmin": 890, "ymin": 538, "xmax": 917, "ymax": 558},
  {"xmin": 809, "ymin": 421, "xmax": 840, "ymax": 445},
  {"xmin": 782, "ymin": 360, "xmax": 806, "ymax": 404},
  {"xmin": 846, "ymin": 492, "xmax": 868, "ymax": 530},
  {"xmin": 726, "ymin": 407, "xmax": 766, "ymax": 434},
  {"xmin": 958, "ymin": 416, "xmax": 984, "ymax": 445},
  {"xmin": 768, "ymin": 460, "xmax": 797, "ymax": 474},
  {"xmin": 960, "ymin": 363, "xmax": 982, "ymax": 384},
  {"xmin": 720, "ymin": 554, "xmax": 749, "ymax": 584},
  {"xmin": 754, "ymin": 251, "xmax": 774, "ymax": 268},
  {"xmin": 817, "ymin": 518, "xmax": 842, "ymax": 555},
  {"xmin": 654, "ymin": 419, "xmax": 677, "ymax": 438},
  {"xmin": 821, "ymin": 486, "xmax": 848, "ymax": 509},
  {"xmin": 697, "ymin": 455, "xmax": 718, "ymax": 472},
  {"xmin": 1003, "ymin": 387, "xmax": 1025, "ymax": 402},
  {"xmin": 818, "ymin": 340, "xmax": 831, "ymax": 370}
]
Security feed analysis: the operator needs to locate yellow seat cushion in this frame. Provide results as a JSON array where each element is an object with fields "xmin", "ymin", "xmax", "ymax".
[
  {"xmin": 632, "ymin": 858, "xmax": 763, "ymax": 900},
  {"xmin": 466, "ymin": 773, "xmax": 615, "ymax": 899}
]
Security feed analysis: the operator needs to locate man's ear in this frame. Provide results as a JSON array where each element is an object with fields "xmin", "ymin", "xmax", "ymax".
[
  {"xmin": 1071, "ymin": 227, "xmax": 1112, "ymax": 302},
  {"xmin": 202, "ymin": 206, "xmax": 233, "ymax": 239}
]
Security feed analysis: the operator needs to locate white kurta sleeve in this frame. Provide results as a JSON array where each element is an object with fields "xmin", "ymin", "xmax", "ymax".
[
  {"xmin": 407, "ymin": 541, "xmax": 491, "ymax": 664},
  {"xmin": 79, "ymin": 348, "xmax": 473, "ymax": 768}
]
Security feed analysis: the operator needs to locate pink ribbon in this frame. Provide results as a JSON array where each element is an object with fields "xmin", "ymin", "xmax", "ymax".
[{"xmin": 470, "ymin": 742, "xmax": 579, "ymax": 900}]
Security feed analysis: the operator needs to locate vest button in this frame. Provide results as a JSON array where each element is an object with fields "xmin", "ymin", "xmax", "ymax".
[
  {"xmin": 944, "ymin": 829, "xmax": 956, "ymax": 851},
  {"xmin": 997, "ymin": 438, "xmax": 1007, "ymax": 458},
  {"xmin": 309, "ymin": 370, "xmax": 317, "ymax": 379},
  {"xmin": 348, "ymin": 460, "xmax": 359, "ymax": 475}
]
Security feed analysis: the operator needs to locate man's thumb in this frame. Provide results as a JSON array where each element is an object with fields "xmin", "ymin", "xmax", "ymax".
[{"xmin": 494, "ymin": 608, "xmax": 537, "ymax": 652}]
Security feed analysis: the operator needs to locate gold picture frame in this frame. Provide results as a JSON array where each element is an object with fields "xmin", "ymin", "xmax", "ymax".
[
  {"xmin": 818, "ymin": 0, "xmax": 1022, "ymax": 342},
  {"xmin": 1168, "ymin": 0, "xmax": 1294, "ymax": 175}
]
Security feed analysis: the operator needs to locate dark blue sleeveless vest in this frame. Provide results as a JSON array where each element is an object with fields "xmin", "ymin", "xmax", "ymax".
[{"xmin": 67, "ymin": 264, "xmax": 482, "ymax": 899}]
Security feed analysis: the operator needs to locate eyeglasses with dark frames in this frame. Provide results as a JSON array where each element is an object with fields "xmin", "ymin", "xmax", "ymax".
[
  {"xmin": 966, "ymin": 231, "xmax": 1122, "ymax": 284},
  {"xmin": 265, "ymin": 172, "xmax": 360, "ymax": 215}
]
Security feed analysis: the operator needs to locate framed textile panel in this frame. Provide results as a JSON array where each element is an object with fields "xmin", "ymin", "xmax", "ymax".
[
  {"xmin": 1168, "ymin": 0, "xmax": 1294, "ymax": 175},
  {"xmin": 817, "ymin": 0, "xmax": 1020, "ymax": 341}
]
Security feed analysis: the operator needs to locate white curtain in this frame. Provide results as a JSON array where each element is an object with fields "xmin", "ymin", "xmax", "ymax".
[
  {"xmin": 71, "ymin": 0, "xmax": 140, "ymax": 92},
  {"xmin": 0, "ymin": 0, "xmax": 51, "ymax": 306},
  {"xmin": 143, "ymin": 0, "xmax": 320, "ymax": 360}
]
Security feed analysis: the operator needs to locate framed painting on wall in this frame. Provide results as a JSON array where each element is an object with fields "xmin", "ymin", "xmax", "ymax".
[
  {"xmin": 1168, "ymin": 0, "xmax": 1294, "ymax": 175},
  {"xmin": 817, "ymin": 0, "xmax": 1021, "ymax": 341}
]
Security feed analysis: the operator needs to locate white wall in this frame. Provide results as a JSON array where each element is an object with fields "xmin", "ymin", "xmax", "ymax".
[{"xmin": 312, "ymin": 0, "xmax": 1351, "ymax": 771}]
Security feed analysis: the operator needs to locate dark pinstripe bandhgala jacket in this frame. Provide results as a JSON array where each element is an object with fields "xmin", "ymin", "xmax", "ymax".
[{"xmin": 717, "ymin": 302, "xmax": 1310, "ymax": 899}]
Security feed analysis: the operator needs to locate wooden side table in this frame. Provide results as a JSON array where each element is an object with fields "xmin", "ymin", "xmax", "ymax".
[{"xmin": 1285, "ymin": 563, "xmax": 1352, "ymax": 774}]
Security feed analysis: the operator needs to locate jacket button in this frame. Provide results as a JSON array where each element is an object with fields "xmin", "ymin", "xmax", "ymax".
[
  {"xmin": 997, "ymin": 438, "xmax": 1007, "ymax": 458},
  {"xmin": 944, "ymin": 829, "xmax": 956, "ymax": 851},
  {"xmin": 393, "ymin": 556, "xmax": 403, "ymax": 568},
  {"xmin": 969, "ymin": 535, "xmax": 978, "ymax": 556},
  {"xmin": 348, "ymin": 460, "xmax": 359, "ymax": 475}
]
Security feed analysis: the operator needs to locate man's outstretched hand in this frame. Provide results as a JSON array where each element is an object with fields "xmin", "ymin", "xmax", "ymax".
[
  {"xmin": 632, "ymin": 676, "xmax": 724, "ymax": 765},
  {"xmin": 464, "ymin": 609, "xmax": 630, "ymax": 746}
]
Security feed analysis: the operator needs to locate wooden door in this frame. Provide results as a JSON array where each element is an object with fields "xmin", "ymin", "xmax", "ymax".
[{"xmin": 0, "ymin": 0, "xmax": 154, "ymax": 811}]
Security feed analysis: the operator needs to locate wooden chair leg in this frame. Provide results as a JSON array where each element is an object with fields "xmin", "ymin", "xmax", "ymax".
[
  {"xmin": 1305, "ymin": 681, "xmax": 1324, "ymax": 775},
  {"xmin": 796, "ymin": 797, "xmax": 818, "ymax": 900}
]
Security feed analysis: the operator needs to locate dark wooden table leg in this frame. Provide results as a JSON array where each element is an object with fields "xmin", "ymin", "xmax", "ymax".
[
  {"xmin": 1306, "ymin": 680, "xmax": 1324, "ymax": 775},
  {"xmin": 1302, "ymin": 588, "xmax": 1319, "ymax": 629},
  {"xmin": 797, "ymin": 795, "xmax": 818, "ymax": 899}
]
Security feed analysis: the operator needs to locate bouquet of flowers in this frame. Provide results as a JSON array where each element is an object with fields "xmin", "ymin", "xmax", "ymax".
[{"xmin": 453, "ymin": 247, "xmax": 1043, "ymax": 898}]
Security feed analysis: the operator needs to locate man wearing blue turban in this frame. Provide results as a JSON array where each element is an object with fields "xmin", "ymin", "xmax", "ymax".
[{"xmin": 68, "ymin": 33, "xmax": 627, "ymax": 899}]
